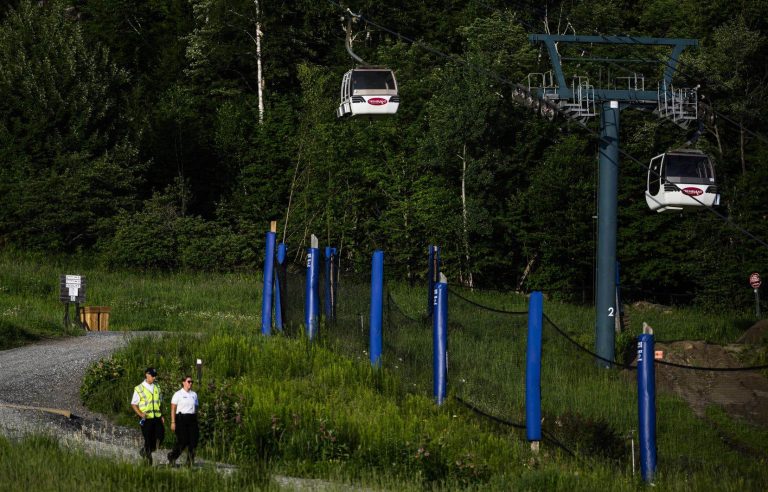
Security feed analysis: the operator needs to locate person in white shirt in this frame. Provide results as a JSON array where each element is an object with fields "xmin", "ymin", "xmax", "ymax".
[
  {"xmin": 167, "ymin": 375, "xmax": 199, "ymax": 466},
  {"xmin": 131, "ymin": 367, "xmax": 164, "ymax": 465}
]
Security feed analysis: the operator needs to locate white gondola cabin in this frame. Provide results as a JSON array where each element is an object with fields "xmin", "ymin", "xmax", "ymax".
[
  {"xmin": 645, "ymin": 149, "xmax": 720, "ymax": 212},
  {"xmin": 337, "ymin": 68, "xmax": 400, "ymax": 118}
]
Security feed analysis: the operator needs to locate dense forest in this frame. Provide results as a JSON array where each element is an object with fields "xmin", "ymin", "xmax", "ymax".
[{"xmin": 1, "ymin": 0, "xmax": 766, "ymax": 309}]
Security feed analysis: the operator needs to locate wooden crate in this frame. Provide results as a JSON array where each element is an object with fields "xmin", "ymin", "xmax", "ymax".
[{"xmin": 80, "ymin": 306, "xmax": 112, "ymax": 331}]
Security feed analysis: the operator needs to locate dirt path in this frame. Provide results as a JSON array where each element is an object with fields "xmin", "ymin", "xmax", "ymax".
[
  {"xmin": 654, "ymin": 340, "xmax": 768, "ymax": 427},
  {"xmin": 0, "ymin": 332, "xmax": 179, "ymax": 465},
  {"xmin": 0, "ymin": 332, "xmax": 144, "ymax": 419},
  {"xmin": 0, "ymin": 333, "xmax": 364, "ymax": 489}
]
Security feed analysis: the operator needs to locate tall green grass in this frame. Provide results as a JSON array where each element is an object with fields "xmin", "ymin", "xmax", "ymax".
[
  {"xmin": 0, "ymin": 250, "xmax": 261, "ymax": 344},
  {"xmin": 0, "ymin": 434, "xmax": 274, "ymax": 492},
  {"xmin": 2, "ymin": 251, "xmax": 767, "ymax": 490}
]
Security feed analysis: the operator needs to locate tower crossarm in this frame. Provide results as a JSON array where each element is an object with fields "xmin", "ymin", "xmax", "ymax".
[{"xmin": 528, "ymin": 35, "xmax": 697, "ymax": 104}]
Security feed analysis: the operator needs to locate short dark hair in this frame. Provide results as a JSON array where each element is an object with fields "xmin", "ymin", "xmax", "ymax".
[{"xmin": 181, "ymin": 375, "xmax": 192, "ymax": 382}]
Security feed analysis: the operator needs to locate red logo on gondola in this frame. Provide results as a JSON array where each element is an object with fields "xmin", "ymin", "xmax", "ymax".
[
  {"xmin": 681, "ymin": 187, "xmax": 703, "ymax": 196},
  {"xmin": 367, "ymin": 97, "xmax": 388, "ymax": 106}
]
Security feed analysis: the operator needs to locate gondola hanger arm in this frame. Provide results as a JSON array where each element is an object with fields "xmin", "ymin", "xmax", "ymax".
[{"xmin": 344, "ymin": 9, "xmax": 367, "ymax": 65}]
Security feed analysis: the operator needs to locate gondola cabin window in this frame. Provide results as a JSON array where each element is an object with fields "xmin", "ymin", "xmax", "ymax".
[{"xmin": 664, "ymin": 154, "xmax": 715, "ymax": 184}]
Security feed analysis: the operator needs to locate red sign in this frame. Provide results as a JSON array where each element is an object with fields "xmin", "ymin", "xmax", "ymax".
[
  {"xmin": 367, "ymin": 97, "xmax": 388, "ymax": 106},
  {"xmin": 682, "ymin": 187, "xmax": 704, "ymax": 197},
  {"xmin": 750, "ymin": 272, "xmax": 761, "ymax": 289}
]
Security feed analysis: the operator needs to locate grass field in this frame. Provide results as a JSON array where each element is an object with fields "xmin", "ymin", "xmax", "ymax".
[{"xmin": 1, "ymin": 251, "xmax": 767, "ymax": 490}]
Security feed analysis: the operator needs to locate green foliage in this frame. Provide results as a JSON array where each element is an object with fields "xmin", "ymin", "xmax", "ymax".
[
  {"xmin": 6, "ymin": 253, "xmax": 768, "ymax": 489},
  {"xmin": 510, "ymin": 135, "xmax": 595, "ymax": 300},
  {"xmin": 2, "ymin": 0, "xmax": 768, "ymax": 308},
  {"xmin": 0, "ymin": 434, "xmax": 275, "ymax": 491},
  {"xmin": 614, "ymin": 329, "xmax": 637, "ymax": 366},
  {"xmin": 80, "ymin": 356, "xmax": 127, "ymax": 415},
  {"xmin": 0, "ymin": 0, "xmax": 144, "ymax": 251},
  {"xmin": 97, "ymin": 181, "xmax": 256, "ymax": 271},
  {"xmin": 554, "ymin": 411, "xmax": 625, "ymax": 460},
  {"xmin": 0, "ymin": 318, "xmax": 40, "ymax": 350}
]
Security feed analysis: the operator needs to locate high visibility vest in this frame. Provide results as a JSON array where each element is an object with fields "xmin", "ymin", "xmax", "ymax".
[{"xmin": 134, "ymin": 384, "xmax": 161, "ymax": 418}]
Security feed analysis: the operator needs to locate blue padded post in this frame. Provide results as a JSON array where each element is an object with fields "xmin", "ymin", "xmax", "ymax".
[{"xmin": 526, "ymin": 291, "xmax": 543, "ymax": 442}]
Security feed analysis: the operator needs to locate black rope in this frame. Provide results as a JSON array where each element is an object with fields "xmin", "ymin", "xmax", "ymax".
[
  {"xmin": 544, "ymin": 314, "xmax": 768, "ymax": 372},
  {"xmin": 543, "ymin": 314, "xmax": 637, "ymax": 370},
  {"xmin": 453, "ymin": 395, "xmax": 525, "ymax": 429},
  {"xmin": 386, "ymin": 292, "xmax": 426, "ymax": 324},
  {"xmin": 448, "ymin": 288, "xmax": 529, "ymax": 315},
  {"xmin": 452, "ymin": 396, "xmax": 577, "ymax": 457}
]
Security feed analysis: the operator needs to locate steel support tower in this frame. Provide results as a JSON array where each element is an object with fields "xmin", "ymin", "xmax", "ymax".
[{"xmin": 528, "ymin": 35, "xmax": 698, "ymax": 367}]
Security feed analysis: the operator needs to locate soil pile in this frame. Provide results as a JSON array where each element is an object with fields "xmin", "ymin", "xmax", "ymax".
[{"xmin": 653, "ymin": 338, "xmax": 768, "ymax": 426}]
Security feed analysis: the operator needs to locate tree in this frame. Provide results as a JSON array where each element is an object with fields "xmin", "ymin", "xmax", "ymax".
[
  {"xmin": 0, "ymin": 0, "xmax": 143, "ymax": 251},
  {"xmin": 424, "ymin": 12, "xmax": 537, "ymax": 286}
]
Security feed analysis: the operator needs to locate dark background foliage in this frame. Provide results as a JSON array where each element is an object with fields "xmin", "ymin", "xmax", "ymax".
[{"xmin": 1, "ymin": 0, "xmax": 766, "ymax": 309}]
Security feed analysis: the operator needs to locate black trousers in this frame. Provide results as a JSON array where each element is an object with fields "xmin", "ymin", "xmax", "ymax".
[
  {"xmin": 168, "ymin": 413, "xmax": 199, "ymax": 461},
  {"xmin": 141, "ymin": 417, "xmax": 164, "ymax": 456}
]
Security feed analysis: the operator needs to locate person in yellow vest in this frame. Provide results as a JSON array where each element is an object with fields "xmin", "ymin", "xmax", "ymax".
[{"xmin": 131, "ymin": 367, "xmax": 165, "ymax": 464}]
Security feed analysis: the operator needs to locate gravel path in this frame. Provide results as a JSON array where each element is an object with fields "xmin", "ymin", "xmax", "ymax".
[
  {"xmin": 0, "ymin": 332, "xmax": 144, "ymax": 419},
  {"xmin": 0, "ymin": 333, "xmax": 367, "ymax": 489},
  {"xmin": 0, "ymin": 332, "xmax": 172, "ymax": 464}
]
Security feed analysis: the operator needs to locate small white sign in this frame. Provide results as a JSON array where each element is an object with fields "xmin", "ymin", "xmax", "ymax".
[{"xmin": 65, "ymin": 275, "xmax": 81, "ymax": 285}]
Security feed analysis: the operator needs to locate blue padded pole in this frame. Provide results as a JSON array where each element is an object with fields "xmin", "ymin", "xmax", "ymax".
[
  {"xmin": 261, "ymin": 231, "xmax": 276, "ymax": 335},
  {"xmin": 637, "ymin": 333, "xmax": 657, "ymax": 483},
  {"xmin": 433, "ymin": 282, "xmax": 448, "ymax": 405},
  {"xmin": 274, "ymin": 243, "xmax": 286, "ymax": 331},
  {"xmin": 324, "ymin": 247, "xmax": 332, "ymax": 319},
  {"xmin": 526, "ymin": 291, "xmax": 543, "ymax": 442},
  {"xmin": 370, "ymin": 250, "xmax": 384, "ymax": 367},
  {"xmin": 305, "ymin": 247, "xmax": 320, "ymax": 341}
]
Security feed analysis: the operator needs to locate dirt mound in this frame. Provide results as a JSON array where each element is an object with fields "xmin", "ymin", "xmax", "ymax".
[
  {"xmin": 653, "ymin": 340, "xmax": 768, "ymax": 427},
  {"xmin": 736, "ymin": 319, "xmax": 768, "ymax": 344}
]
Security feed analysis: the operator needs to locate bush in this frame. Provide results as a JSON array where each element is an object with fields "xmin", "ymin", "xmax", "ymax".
[
  {"xmin": 97, "ymin": 188, "xmax": 256, "ymax": 271},
  {"xmin": 0, "ymin": 319, "xmax": 40, "ymax": 350},
  {"xmin": 80, "ymin": 356, "xmax": 127, "ymax": 415}
]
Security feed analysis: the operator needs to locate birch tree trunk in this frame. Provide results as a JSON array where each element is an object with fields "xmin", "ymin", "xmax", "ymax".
[
  {"xmin": 254, "ymin": 0, "xmax": 264, "ymax": 125},
  {"xmin": 459, "ymin": 145, "xmax": 474, "ymax": 288}
]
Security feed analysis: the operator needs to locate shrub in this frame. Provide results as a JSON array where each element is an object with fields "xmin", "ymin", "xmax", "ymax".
[
  {"xmin": 97, "ymin": 188, "xmax": 255, "ymax": 271},
  {"xmin": 80, "ymin": 356, "xmax": 127, "ymax": 414}
]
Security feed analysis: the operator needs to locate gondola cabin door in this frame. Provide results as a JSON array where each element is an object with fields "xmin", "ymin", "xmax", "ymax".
[
  {"xmin": 337, "ymin": 68, "xmax": 400, "ymax": 118},
  {"xmin": 645, "ymin": 149, "xmax": 720, "ymax": 212}
]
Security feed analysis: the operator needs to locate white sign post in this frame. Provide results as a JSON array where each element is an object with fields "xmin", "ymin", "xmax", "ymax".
[
  {"xmin": 750, "ymin": 273, "xmax": 761, "ymax": 319},
  {"xmin": 59, "ymin": 274, "xmax": 87, "ymax": 329}
]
